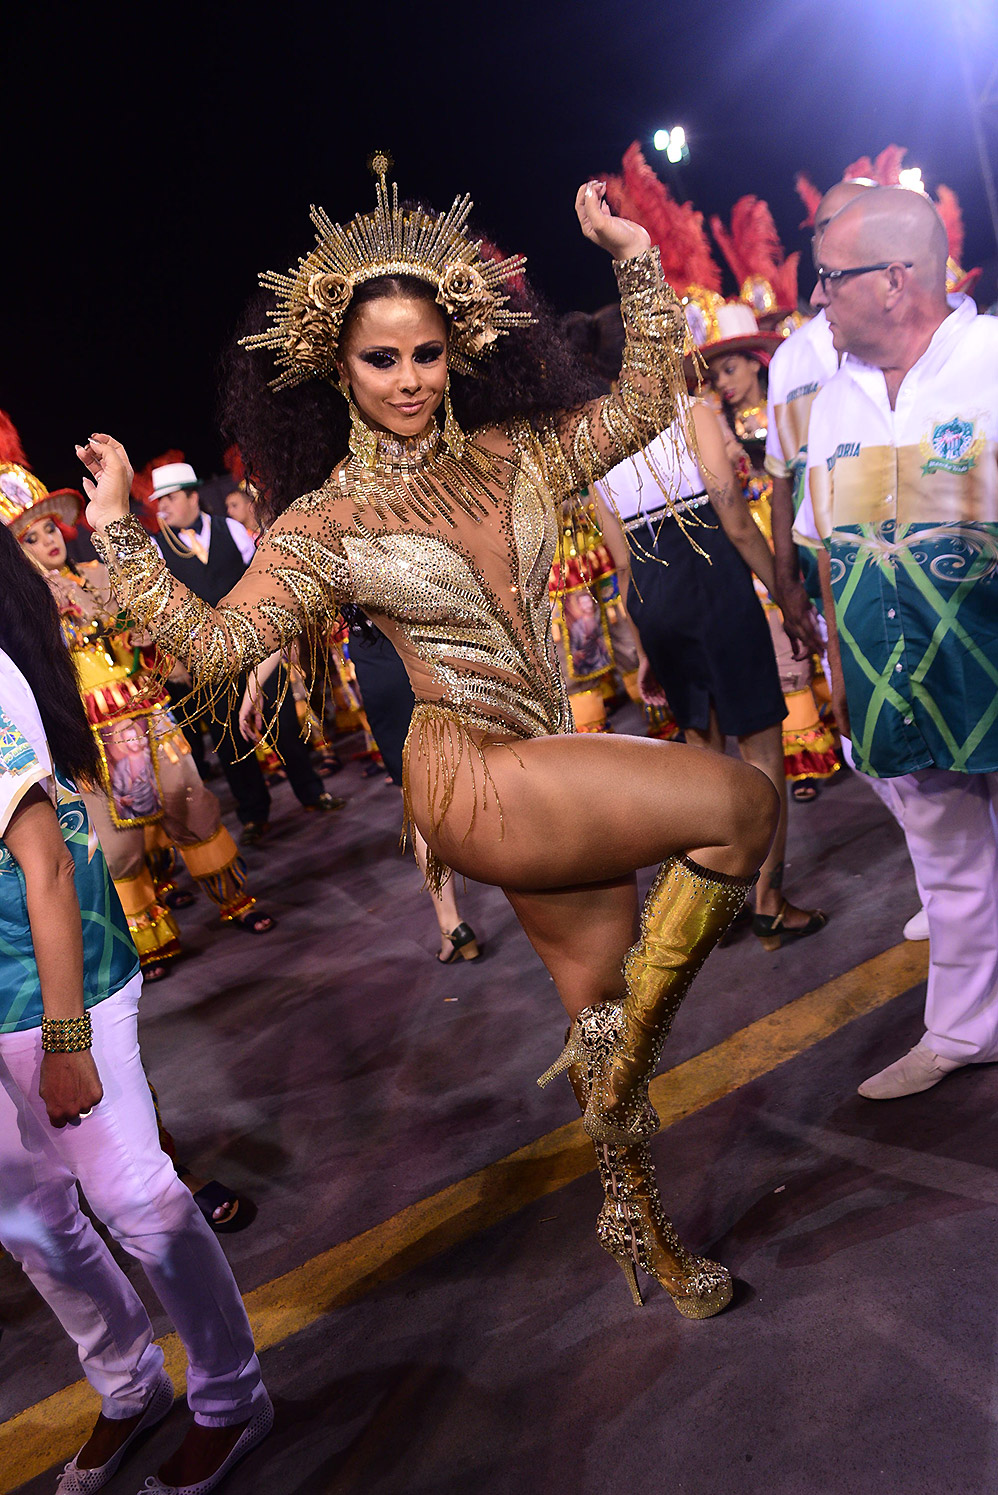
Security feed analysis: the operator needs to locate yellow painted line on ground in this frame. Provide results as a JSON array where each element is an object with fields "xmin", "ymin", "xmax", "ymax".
[{"xmin": 0, "ymin": 940, "xmax": 927, "ymax": 1492}]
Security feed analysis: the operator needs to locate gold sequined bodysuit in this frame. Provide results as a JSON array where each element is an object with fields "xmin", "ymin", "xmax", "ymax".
[{"xmin": 94, "ymin": 251, "xmax": 689, "ymax": 852}]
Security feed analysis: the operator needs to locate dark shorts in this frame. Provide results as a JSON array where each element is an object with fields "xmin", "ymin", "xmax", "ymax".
[{"xmin": 627, "ymin": 503, "xmax": 786, "ymax": 737}]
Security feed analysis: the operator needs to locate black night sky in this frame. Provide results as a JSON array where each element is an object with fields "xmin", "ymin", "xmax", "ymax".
[{"xmin": 8, "ymin": 0, "xmax": 997, "ymax": 489}]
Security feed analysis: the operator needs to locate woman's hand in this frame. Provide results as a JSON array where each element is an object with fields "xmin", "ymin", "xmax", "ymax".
[
  {"xmin": 776, "ymin": 580, "xmax": 824, "ymax": 660},
  {"xmin": 637, "ymin": 655, "xmax": 668, "ymax": 707},
  {"xmin": 239, "ymin": 683, "xmax": 265, "ymax": 744},
  {"xmin": 76, "ymin": 434, "xmax": 134, "ymax": 532},
  {"xmin": 39, "ymin": 1050, "xmax": 104, "ymax": 1129},
  {"xmin": 575, "ymin": 181, "xmax": 651, "ymax": 263}
]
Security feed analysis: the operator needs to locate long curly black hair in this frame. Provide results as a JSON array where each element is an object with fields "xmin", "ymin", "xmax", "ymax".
[
  {"xmin": 0, "ymin": 524, "xmax": 101, "ymax": 786},
  {"xmin": 221, "ymin": 249, "xmax": 603, "ymax": 525}
]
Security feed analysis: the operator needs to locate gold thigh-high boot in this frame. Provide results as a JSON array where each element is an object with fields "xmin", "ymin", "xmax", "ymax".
[
  {"xmin": 565, "ymin": 1051, "xmax": 731, "ymax": 1317},
  {"xmin": 539, "ymin": 856, "xmax": 753, "ymax": 1144}
]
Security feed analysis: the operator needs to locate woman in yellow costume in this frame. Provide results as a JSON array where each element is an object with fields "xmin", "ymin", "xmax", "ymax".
[
  {"xmin": 78, "ymin": 162, "xmax": 777, "ymax": 1317},
  {"xmin": 0, "ymin": 455, "xmax": 274, "ymax": 981}
]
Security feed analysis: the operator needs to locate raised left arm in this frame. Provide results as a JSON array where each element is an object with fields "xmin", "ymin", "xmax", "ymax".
[{"xmin": 539, "ymin": 183, "xmax": 690, "ymax": 500}]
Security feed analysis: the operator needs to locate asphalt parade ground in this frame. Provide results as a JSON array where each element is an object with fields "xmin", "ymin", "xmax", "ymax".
[{"xmin": 3, "ymin": 712, "xmax": 995, "ymax": 1495}]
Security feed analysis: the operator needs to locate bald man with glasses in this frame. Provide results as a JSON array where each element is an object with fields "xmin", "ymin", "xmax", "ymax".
[{"xmin": 797, "ymin": 186, "xmax": 998, "ymax": 1099}]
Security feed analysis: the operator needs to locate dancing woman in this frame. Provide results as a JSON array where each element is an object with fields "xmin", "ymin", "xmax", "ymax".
[{"xmin": 79, "ymin": 165, "xmax": 778, "ymax": 1316}]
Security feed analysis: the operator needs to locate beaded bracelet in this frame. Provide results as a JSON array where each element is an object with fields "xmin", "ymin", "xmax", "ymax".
[{"xmin": 40, "ymin": 1013, "xmax": 93, "ymax": 1053}]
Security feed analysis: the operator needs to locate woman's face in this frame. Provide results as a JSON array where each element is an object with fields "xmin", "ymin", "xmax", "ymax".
[
  {"xmin": 708, "ymin": 353, "xmax": 763, "ymax": 410},
  {"xmin": 225, "ymin": 489, "xmax": 256, "ymax": 530},
  {"xmin": 337, "ymin": 295, "xmax": 449, "ymax": 440},
  {"xmin": 20, "ymin": 516, "xmax": 67, "ymax": 570}
]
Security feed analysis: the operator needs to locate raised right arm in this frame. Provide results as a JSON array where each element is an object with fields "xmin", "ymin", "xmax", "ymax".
[{"xmin": 79, "ymin": 436, "xmax": 350, "ymax": 704}]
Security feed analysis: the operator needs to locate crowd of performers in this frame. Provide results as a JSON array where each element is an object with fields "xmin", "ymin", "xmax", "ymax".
[{"xmin": 0, "ymin": 137, "xmax": 992, "ymax": 1494}]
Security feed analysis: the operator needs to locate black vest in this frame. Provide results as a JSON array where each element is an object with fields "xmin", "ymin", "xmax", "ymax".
[{"xmin": 156, "ymin": 514, "xmax": 248, "ymax": 607}]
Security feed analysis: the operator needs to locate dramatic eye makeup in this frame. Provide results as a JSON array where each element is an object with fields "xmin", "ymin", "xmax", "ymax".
[{"xmin": 358, "ymin": 341, "xmax": 445, "ymax": 370}]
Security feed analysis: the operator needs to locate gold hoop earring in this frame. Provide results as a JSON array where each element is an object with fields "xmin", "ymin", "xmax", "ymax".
[
  {"xmin": 442, "ymin": 374, "xmax": 465, "ymax": 460},
  {"xmin": 339, "ymin": 379, "xmax": 378, "ymax": 470}
]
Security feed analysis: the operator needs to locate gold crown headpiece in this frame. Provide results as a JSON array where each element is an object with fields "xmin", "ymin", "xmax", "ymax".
[{"xmin": 242, "ymin": 152, "xmax": 535, "ymax": 390}]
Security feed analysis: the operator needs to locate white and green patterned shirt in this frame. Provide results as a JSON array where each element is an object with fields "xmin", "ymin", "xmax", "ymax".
[
  {"xmin": 0, "ymin": 650, "xmax": 138, "ymax": 1032},
  {"xmin": 801, "ymin": 296, "xmax": 998, "ymax": 778}
]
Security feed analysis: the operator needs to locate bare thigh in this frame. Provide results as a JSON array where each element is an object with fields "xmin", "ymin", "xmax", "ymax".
[
  {"xmin": 408, "ymin": 729, "xmax": 775, "ymax": 892},
  {"xmin": 407, "ymin": 730, "xmax": 777, "ymax": 1017}
]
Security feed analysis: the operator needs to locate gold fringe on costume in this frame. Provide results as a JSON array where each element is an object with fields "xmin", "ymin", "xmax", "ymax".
[{"xmin": 401, "ymin": 702, "xmax": 523, "ymax": 896}]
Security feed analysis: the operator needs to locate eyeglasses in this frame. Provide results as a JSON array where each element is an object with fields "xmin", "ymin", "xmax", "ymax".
[{"xmin": 815, "ymin": 261, "xmax": 913, "ymax": 293}]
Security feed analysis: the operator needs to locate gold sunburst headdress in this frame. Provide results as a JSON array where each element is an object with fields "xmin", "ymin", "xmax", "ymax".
[{"xmin": 242, "ymin": 152, "xmax": 536, "ymax": 390}]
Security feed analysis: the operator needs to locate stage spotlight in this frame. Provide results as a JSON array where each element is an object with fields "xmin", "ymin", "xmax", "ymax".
[
  {"xmin": 898, "ymin": 166, "xmax": 925, "ymax": 192},
  {"xmin": 654, "ymin": 125, "xmax": 689, "ymax": 163}
]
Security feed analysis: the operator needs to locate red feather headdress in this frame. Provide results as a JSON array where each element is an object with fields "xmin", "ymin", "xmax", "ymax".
[
  {"xmin": 710, "ymin": 196, "xmax": 800, "ymax": 315},
  {"xmin": 605, "ymin": 141, "xmax": 722, "ymax": 296}
]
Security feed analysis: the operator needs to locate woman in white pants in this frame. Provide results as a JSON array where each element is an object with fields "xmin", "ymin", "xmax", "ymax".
[{"xmin": 0, "ymin": 521, "xmax": 271, "ymax": 1494}]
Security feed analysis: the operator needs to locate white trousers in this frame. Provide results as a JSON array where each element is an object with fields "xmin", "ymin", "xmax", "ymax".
[
  {"xmin": 862, "ymin": 768, "xmax": 998, "ymax": 1062},
  {"xmin": 0, "ymin": 976, "xmax": 265, "ymax": 1425}
]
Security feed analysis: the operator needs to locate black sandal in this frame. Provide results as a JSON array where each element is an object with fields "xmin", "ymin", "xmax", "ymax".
[
  {"xmin": 177, "ymin": 1171, "xmax": 257, "ymax": 1234},
  {"xmin": 752, "ymin": 900, "xmax": 828, "ymax": 952},
  {"xmin": 791, "ymin": 779, "xmax": 819, "ymax": 803},
  {"xmin": 438, "ymin": 922, "xmax": 482, "ymax": 964},
  {"xmin": 232, "ymin": 908, "xmax": 276, "ymax": 934},
  {"xmin": 163, "ymin": 887, "xmax": 197, "ymax": 910},
  {"xmin": 141, "ymin": 960, "xmax": 173, "ymax": 983}
]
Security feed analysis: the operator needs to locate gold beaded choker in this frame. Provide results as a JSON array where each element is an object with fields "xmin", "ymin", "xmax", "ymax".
[{"xmin": 373, "ymin": 426, "xmax": 442, "ymax": 475}]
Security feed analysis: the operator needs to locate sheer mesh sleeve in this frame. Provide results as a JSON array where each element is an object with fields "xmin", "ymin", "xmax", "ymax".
[
  {"xmin": 537, "ymin": 248, "xmax": 692, "ymax": 502},
  {"xmin": 91, "ymin": 499, "xmax": 352, "ymax": 710}
]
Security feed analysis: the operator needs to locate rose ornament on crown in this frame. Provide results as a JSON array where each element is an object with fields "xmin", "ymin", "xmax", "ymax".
[{"xmin": 242, "ymin": 152, "xmax": 535, "ymax": 389}]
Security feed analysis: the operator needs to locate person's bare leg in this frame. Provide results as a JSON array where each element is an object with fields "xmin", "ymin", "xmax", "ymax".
[
  {"xmin": 406, "ymin": 727, "xmax": 775, "ymax": 1312},
  {"xmin": 408, "ymin": 729, "xmax": 778, "ymax": 1019},
  {"xmin": 736, "ymin": 723, "xmax": 816, "ymax": 928},
  {"xmin": 505, "ymin": 875, "xmax": 640, "ymax": 1020},
  {"xmin": 412, "ymin": 825, "xmax": 466, "ymax": 960},
  {"xmin": 683, "ymin": 708, "xmax": 725, "ymax": 756}
]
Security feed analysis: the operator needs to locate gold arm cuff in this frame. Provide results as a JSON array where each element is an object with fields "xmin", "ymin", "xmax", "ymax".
[{"xmin": 613, "ymin": 246, "xmax": 666, "ymax": 294}]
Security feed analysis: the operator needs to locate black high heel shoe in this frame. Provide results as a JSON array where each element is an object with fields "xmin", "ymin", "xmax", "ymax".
[
  {"xmin": 752, "ymin": 899, "xmax": 827, "ymax": 951},
  {"xmin": 437, "ymin": 922, "xmax": 481, "ymax": 963}
]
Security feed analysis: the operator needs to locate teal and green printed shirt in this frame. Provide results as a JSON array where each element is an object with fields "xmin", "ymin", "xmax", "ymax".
[
  {"xmin": 801, "ymin": 297, "xmax": 998, "ymax": 778},
  {"xmin": 0, "ymin": 652, "xmax": 138, "ymax": 1032}
]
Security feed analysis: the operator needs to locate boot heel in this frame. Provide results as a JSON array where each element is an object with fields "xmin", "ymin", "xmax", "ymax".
[
  {"xmin": 618, "ymin": 1257, "xmax": 644, "ymax": 1307},
  {"xmin": 537, "ymin": 1036, "xmax": 578, "ymax": 1089}
]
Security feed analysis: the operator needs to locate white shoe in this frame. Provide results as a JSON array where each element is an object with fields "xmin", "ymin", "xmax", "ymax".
[
  {"xmin": 858, "ymin": 1042, "xmax": 962, "ymax": 1100},
  {"xmin": 903, "ymin": 908, "xmax": 930, "ymax": 941},
  {"xmin": 56, "ymin": 1372, "xmax": 174, "ymax": 1492},
  {"xmin": 138, "ymin": 1393, "xmax": 273, "ymax": 1494}
]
